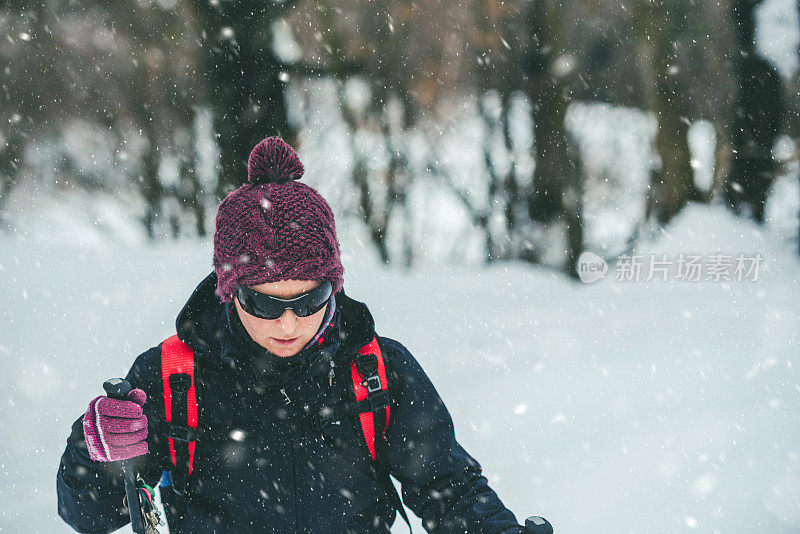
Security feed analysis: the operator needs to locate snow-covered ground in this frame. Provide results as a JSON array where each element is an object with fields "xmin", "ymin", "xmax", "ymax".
[{"xmin": 1, "ymin": 201, "xmax": 798, "ymax": 533}]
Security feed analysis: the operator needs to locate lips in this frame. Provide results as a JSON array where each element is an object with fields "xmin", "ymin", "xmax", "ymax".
[{"xmin": 272, "ymin": 337, "xmax": 298, "ymax": 345}]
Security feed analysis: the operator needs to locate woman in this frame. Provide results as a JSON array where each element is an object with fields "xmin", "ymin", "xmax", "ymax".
[{"xmin": 57, "ymin": 137, "xmax": 534, "ymax": 533}]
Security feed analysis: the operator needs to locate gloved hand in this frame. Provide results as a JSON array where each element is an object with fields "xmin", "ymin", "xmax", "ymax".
[{"xmin": 82, "ymin": 388, "xmax": 148, "ymax": 462}]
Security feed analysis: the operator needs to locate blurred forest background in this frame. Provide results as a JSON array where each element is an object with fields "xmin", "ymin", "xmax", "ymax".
[{"xmin": 1, "ymin": 0, "xmax": 798, "ymax": 276}]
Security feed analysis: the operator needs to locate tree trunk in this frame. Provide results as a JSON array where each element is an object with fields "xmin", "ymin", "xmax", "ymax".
[
  {"xmin": 194, "ymin": 4, "xmax": 294, "ymax": 196},
  {"xmin": 724, "ymin": 0, "xmax": 784, "ymax": 223},
  {"xmin": 133, "ymin": 46, "xmax": 167, "ymax": 240},
  {"xmin": 701, "ymin": 0, "xmax": 738, "ymax": 201},
  {"xmin": 472, "ymin": 0, "xmax": 517, "ymax": 262},
  {"xmin": 524, "ymin": 0, "xmax": 585, "ymax": 277},
  {"xmin": 140, "ymin": 137, "xmax": 162, "ymax": 240},
  {"xmin": 336, "ymin": 82, "xmax": 391, "ymax": 264},
  {"xmin": 0, "ymin": 141, "xmax": 22, "ymax": 225},
  {"xmin": 633, "ymin": 0, "xmax": 695, "ymax": 225},
  {"xmin": 712, "ymin": 122, "xmax": 733, "ymax": 198}
]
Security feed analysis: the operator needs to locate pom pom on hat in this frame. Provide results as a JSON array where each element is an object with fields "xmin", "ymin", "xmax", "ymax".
[{"xmin": 247, "ymin": 136, "xmax": 305, "ymax": 184}]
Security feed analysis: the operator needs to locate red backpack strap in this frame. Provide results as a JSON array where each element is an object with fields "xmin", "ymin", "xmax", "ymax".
[
  {"xmin": 161, "ymin": 335, "xmax": 198, "ymax": 495},
  {"xmin": 349, "ymin": 337, "xmax": 411, "ymax": 531},
  {"xmin": 350, "ymin": 336, "xmax": 391, "ymax": 461}
]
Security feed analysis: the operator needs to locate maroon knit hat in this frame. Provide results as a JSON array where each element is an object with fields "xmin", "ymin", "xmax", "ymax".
[{"xmin": 212, "ymin": 137, "xmax": 344, "ymax": 303}]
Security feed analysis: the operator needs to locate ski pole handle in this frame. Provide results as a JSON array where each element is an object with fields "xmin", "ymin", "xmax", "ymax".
[
  {"xmin": 103, "ymin": 378, "xmax": 147, "ymax": 534},
  {"xmin": 525, "ymin": 515, "xmax": 553, "ymax": 534}
]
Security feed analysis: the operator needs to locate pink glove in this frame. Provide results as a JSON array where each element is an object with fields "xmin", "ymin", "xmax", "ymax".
[{"xmin": 82, "ymin": 388, "xmax": 148, "ymax": 462}]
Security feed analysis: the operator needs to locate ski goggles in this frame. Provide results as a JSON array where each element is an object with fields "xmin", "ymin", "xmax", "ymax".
[{"xmin": 235, "ymin": 280, "xmax": 332, "ymax": 320}]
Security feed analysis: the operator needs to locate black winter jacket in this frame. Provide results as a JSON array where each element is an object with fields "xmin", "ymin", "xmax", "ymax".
[{"xmin": 57, "ymin": 273, "xmax": 524, "ymax": 533}]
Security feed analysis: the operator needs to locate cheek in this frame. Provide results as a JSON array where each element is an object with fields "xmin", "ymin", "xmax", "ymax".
[
  {"xmin": 302, "ymin": 309, "xmax": 327, "ymax": 332},
  {"xmin": 298, "ymin": 317, "xmax": 319, "ymax": 333},
  {"xmin": 240, "ymin": 313, "xmax": 276, "ymax": 337}
]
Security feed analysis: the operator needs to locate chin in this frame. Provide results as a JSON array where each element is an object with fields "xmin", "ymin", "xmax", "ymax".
[{"xmin": 269, "ymin": 344, "xmax": 301, "ymax": 358}]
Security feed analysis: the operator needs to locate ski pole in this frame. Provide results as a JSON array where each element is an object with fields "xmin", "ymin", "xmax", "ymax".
[
  {"xmin": 524, "ymin": 515, "xmax": 553, "ymax": 534},
  {"xmin": 103, "ymin": 378, "xmax": 147, "ymax": 534}
]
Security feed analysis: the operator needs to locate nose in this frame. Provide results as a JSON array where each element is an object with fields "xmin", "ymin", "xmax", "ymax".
[{"xmin": 276, "ymin": 308, "xmax": 298, "ymax": 332}]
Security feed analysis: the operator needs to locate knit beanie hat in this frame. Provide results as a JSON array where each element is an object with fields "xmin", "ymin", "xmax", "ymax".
[{"xmin": 212, "ymin": 137, "xmax": 344, "ymax": 303}]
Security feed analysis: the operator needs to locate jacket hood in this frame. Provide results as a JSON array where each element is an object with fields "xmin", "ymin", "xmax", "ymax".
[
  {"xmin": 176, "ymin": 271, "xmax": 224, "ymax": 354},
  {"xmin": 175, "ymin": 272, "xmax": 376, "ymax": 364}
]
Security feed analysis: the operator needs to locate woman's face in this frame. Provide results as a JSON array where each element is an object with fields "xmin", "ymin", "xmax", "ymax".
[{"xmin": 233, "ymin": 279, "xmax": 328, "ymax": 357}]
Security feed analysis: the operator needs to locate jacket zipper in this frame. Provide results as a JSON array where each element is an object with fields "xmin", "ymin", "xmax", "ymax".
[
  {"xmin": 285, "ymin": 359, "xmax": 337, "ymax": 532},
  {"xmin": 290, "ymin": 427, "xmax": 299, "ymax": 533}
]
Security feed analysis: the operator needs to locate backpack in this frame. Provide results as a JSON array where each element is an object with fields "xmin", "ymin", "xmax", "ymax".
[{"xmin": 156, "ymin": 334, "xmax": 411, "ymax": 533}]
